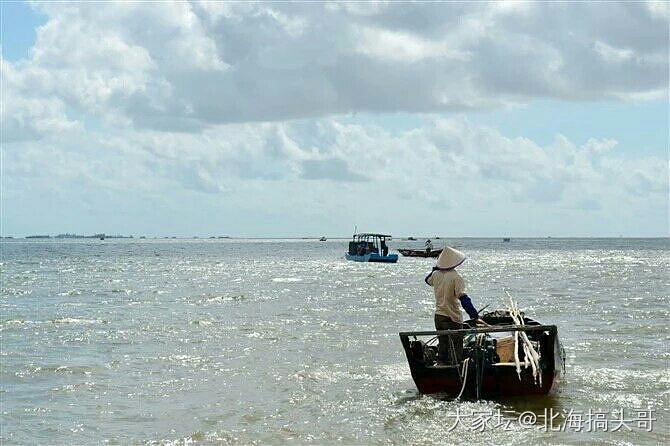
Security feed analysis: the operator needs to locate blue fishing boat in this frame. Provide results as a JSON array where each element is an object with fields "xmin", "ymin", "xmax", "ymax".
[{"xmin": 345, "ymin": 233, "xmax": 398, "ymax": 263}]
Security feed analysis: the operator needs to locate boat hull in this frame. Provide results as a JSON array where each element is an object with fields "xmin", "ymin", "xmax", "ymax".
[
  {"xmin": 398, "ymin": 248, "xmax": 442, "ymax": 258},
  {"xmin": 345, "ymin": 253, "xmax": 399, "ymax": 263},
  {"xmin": 406, "ymin": 365, "xmax": 558, "ymax": 397}
]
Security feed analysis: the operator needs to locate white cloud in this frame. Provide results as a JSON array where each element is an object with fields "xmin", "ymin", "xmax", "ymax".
[
  {"xmin": 354, "ymin": 26, "xmax": 469, "ymax": 63},
  {"xmin": 3, "ymin": 1, "xmax": 667, "ymax": 135},
  {"xmin": 4, "ymin": 115, "xmax": 666, "ymax": 235},
  {"xmin": 646, "ymin": 1, "xmax": 670, "ymax": 20},
  {"xmin": 2, "ymin": 1, "xmax": 667, "ymax": 236},
  {"xmin": 1, "ymin": 60, "xmax": 82, "ymax": 142},
  {"xmin": 583, "ymin": 138, "xmax": 618, "ymax": 155},
  {"xmin": 594, "ymin": 41, "xmax": 635, "ymax": 63}
]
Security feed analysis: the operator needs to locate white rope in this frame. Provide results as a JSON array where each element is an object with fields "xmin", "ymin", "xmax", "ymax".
[
  {"xmin": 456, "ymin": 358, "xmax": 470, "ymax": 400},
  {"xmin": 455, "ymin": 333, "xmax": 484, "ymax": 400}
]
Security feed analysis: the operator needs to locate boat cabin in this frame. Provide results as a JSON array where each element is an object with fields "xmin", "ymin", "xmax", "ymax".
[
  {"xmin": 346, "ymin": 233, "xmax": 398, "ymax": 263},
  {"xmin": 348, "ymin": 233, "xmax": 390, "ymax": 256}
]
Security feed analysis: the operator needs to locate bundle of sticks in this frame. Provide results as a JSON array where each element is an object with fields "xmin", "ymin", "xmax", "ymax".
[{"xmin": 505, "ymin": 291, "xmax": 542, "ymax": 385}]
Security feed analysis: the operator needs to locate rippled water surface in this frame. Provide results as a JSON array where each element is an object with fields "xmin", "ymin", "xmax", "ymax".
[{"xmin": 1, "ymin": 238, "xmax": 668, "ymax": 444}]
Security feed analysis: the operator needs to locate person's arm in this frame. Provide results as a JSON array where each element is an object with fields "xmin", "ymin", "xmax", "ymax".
[
  {"xmin": 458, "ymin": 294, "xmax": 479, "ymax": 320},
  {"xmin": 454, "ymin": 275, "xmax": 479, "ymax": 320},
  {"xmin": 424, "ymin": 270, "xmax": 435, "ymax": 286}
]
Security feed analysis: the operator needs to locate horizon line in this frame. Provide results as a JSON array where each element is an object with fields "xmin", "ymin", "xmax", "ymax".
[{"xmin": 3, "ymin": 235, "xmax": 669, "ymax": 240}]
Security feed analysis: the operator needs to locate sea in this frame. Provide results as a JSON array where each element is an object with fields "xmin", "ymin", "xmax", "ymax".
[{"xmin": 1, "ymin": 238, "xmax": 668, "ymax": 445}]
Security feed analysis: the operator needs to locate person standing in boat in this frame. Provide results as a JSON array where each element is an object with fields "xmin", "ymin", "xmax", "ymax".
[
  {"xmin": 424, "ymin": 247, "xmax": 482, "ymax": 365},
  {"xmin": 425, "ymin": 238, "xmax": 433, "ymax": 254}
]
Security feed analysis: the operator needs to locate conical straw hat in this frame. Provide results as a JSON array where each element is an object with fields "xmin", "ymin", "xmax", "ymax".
[{"xmin": 436, "ymin": 246, "xmax": 466, "ymax": 269}]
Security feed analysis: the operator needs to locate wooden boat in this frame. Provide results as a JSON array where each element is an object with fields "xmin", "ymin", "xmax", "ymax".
[
  {"xmin": 406, "ymin": 236, "xmax": 417, "ymax": 241},
  {"xmin": 319, "ymin": 236, "xmax": 327, "ymax": 241},
  {"xmin": 345, "ymin": 233, "xmax": 398, "ymax": 263},
  {"xmin": 399, "ymin": 311, "xmax": 564, "ymax": 399},
  {"xmin": 503, "ymin": 237, "xmax": 511, "ymax": 242},
  {"xmin": 398, "ymin": 248, "xmax": 443, "ymax": 258}
]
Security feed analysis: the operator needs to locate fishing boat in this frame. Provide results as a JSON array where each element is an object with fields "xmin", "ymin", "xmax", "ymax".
[
  {"xmin": 399, "ymin": 310, "xmax": 564, "ymax": 399},
  {"xmin": 406, "ymin": 236, "xmax": 417, "ymax": 241},
  {"xmin": 345, "ymin": 233, "xmax": 398, "ymax": 263},
  {"xmin": 503, "ymin": 237, "xmax": 511, "ymax": 242},
  {"xmin": 398, "ymin": 248, "xmax": 443, "ymax": 258},
  {"xmin": 319, "ymin": 236, "xmax": 327, "ymax": 241}
]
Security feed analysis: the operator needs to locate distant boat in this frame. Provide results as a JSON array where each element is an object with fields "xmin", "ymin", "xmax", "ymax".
[
  {"xmin": 139, "ymin": 236, "xmax": 146, "ymax": 239},
  {"xmin": 503, "ymin": 237, "xmax": 511, "ymax": 242},
  {"xmin": 407, "ymin": 236, "xmax": 417, "ymax": 241},
  {"xmin": 99, "ymin": 235, "xmax": 105, "ymax": 240},
  {"xmin": 345, "ymin": 233, "xmax": 398, "ymax": 263},
  {"xmin": 398, "ymin": 248, "xmax": 443, "ymax": 258},
  {"xmin": 319, "ymin": 236, "xmax": 327, "ymax": 241}
]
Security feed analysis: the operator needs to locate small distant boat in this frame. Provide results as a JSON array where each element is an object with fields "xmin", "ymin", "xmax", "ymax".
[
  {"xmin": 99, "ymin": 234, "xmax": 105, "ymax": 240},
  {"xmin": 319, "ymin": 236, "xmax": 327, "ymax": 241},
  {"xmin": 407, "ymin": 236, "xmax": 417, "ymax": 241},
  {"xmin": 399, "ymin": 310, "xmax": 564, "ymax": 399},
  {"xmin": 503, "ymin": 237, "xmax": 511, "ymax": 242},
  {"xmin": 398, "ymin": 248, "xmax": 443, "ymax": 258},
  {"xmin": 345, "ymin": 233, "xmax": 398, "ymax": 263}
]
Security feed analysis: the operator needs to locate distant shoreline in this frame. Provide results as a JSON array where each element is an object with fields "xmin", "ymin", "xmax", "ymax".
[{"xmin": 3, "ymin": 236, "xmax": 668, "ymax": 240}]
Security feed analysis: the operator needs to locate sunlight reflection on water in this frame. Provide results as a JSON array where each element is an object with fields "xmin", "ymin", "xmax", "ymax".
[{"xmin": 1, "ymin": 238, "xmax": 668, "ymax": 444}]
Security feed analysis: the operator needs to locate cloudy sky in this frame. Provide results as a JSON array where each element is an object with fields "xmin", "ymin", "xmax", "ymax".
[{"xmin": 2, "ymin": 1, "xmax": 668, "ymax": 237}]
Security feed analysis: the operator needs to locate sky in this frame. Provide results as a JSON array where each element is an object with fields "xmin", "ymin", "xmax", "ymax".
[{"xmin": 1, "ymin": 1, "xmax": 668, "ymax": 238}]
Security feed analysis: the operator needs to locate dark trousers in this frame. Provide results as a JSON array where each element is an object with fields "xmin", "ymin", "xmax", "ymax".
[{"xmin": 434, "ymin": 314, "xmax": 464, "ymax": 364}]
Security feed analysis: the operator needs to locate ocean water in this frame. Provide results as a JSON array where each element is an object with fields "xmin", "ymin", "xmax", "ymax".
[{"xmin": 1, "ymin": 238, "xmax": 668, "ymax": 445}]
